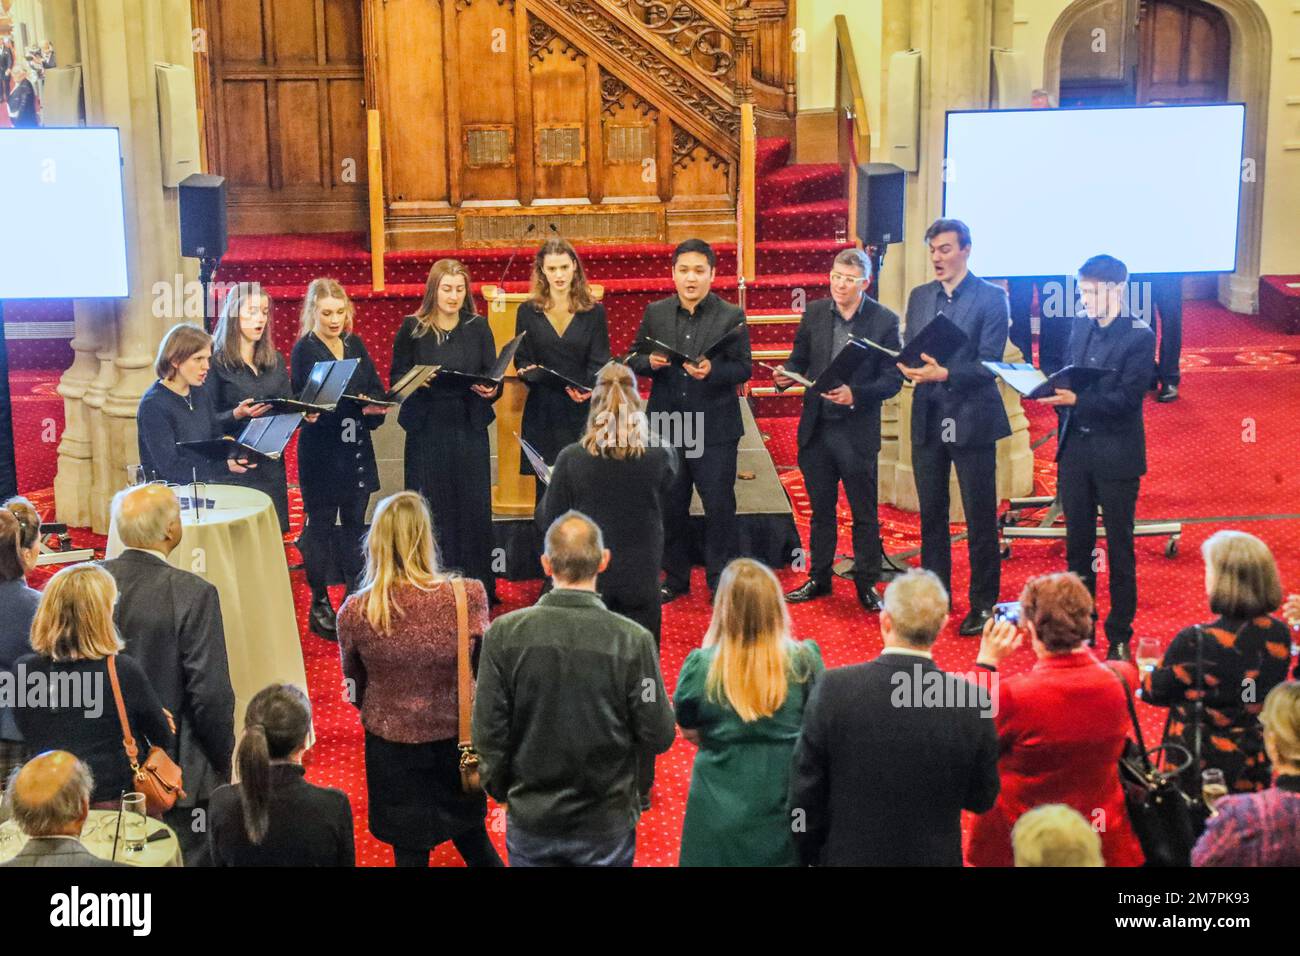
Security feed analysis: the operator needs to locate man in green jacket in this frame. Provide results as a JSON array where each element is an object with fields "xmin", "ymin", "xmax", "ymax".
[{"xmin": 473, "ymin": 511, "xmax": 676, "ymax": 866}]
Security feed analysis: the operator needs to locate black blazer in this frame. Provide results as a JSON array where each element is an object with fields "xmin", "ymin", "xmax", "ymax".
[
  {"xmin": 100, "ymin": 550, "xmax": 236, "ymax": 796},
  {"xmin": 782, "ymin": 296, "xmax": 904, "ymax": 461},
  {"xmin": 1055, "ymin": 315, "xmax": 1155, "ymax": 479},
  {"xmin": 391, "ymin": 314, "xmax": 499, "ymax": 434},
  {"xmin": 905, "ymin": 273, "xmax": 1012, "ymax": 448},
  {"xmin": 627, "ymin": 293, "xmax": 752, "ymax": 447},
  {"xmin": 208, "ymin": 763, "xmax": 355, "ymax": 867},
  {"xmin": 789, "ymin": 652, "xmax": 1000, "ymax": 866},
  {"xmin": 291, "ymin": 332, "xmax": 385, "ymax": 503}
]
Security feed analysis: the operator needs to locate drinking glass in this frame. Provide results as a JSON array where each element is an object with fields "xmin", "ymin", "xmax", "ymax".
[
  {"xmin": 121, "ymin": 792, "xmax": 147, "ymax": 853},
  {"xmin": 125, "ymin": 464, "xmax": 146, "ymax": 486},
  {"xmin": 1201, "ymin": 768, "xmax": 1228, "ymax": 815},
  {"xmin": 1135, "ymin": 638, "xmax": 1160, "ymax": 672}
]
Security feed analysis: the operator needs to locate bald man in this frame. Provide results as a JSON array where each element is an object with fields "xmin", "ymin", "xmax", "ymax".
[
  {"xmin": 1, "ymin": 751, "xmax": 121, "ymax": 866},
  {"xmin": 102, "ymin": 484, "xmax": 234, "ymax": 865}
]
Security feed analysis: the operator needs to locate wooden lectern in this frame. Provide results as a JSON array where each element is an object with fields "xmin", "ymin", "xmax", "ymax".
[{"xmin": 481, "ymin": 284, "xmax": 603, "ymax": 517}]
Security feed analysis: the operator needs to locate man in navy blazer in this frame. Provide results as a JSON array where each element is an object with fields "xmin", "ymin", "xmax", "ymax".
[
  {"xmin": 775, "ymin": 248, "xmax": 903, "ymax": 610},
  {"xmin": 900, "ymin": 219, "xmax": 1011, "ymax": 635},
  {"xmin": 1040, "ymin": 255, "xmax": 1154, "ymax": 659}
]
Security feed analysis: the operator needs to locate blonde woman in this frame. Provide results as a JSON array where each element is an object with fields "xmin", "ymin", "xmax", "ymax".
[
  {"xmin": 391, "ymin": 259, "xmax": 500, "ymax": 599},
  {"xmin": 673, "ymin": 558, "xmax": 823, "ymax": 866},
  {"xmin": 13, "ymin": 563, "xmax": 173, "ymax": 806},
  {"xmin": 337, "ymin": 492, "xmax": 501, "ymax": 868},
  {"xmin": 290, "ymin": 278, "xmax": 391, "ymax": 639}
]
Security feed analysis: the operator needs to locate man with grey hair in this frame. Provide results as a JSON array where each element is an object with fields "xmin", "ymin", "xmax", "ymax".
[
  {"xmin": 101, "ymin": 483, "xmax": 234, "ymax": 866},
  {"xmin": 789, "ymin": 568, "xmax": 1001, "ymax": 865},
  {"xmin": 5, "ymin": 60, "xmax": 38, "ymax": 127},
  {"xmin": 473, "ymin": 511, "xmax": 676, "ymax": 866},
  {"xmin": 1, "ymin": 751, "xmax": 121, "ymax": 866}
]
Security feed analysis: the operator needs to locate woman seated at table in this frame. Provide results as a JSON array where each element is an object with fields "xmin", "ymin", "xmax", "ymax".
[
  {"xmin": 291, "ymin": 278, "xmax": 392, "ymax": 639},
  {"xmin": 208, "ymin": 683, "xmax": 354, "ymax": 867},
  {"xmin": 137, "ymin": 323, "xmax": 265, "ymax": 485},
  {"xmin": 13, "ymin": 563, "xmax": 174, "ymax": 807},
  {"xmin": 391, "ymin": 260, "xmax": 501, "ymax": 600},
  {"xmin": 514, "ymin": 239, "xmax": 611, "ymax": 492},
  {"xmin": 0, "ymin": 497, "xmax": 43, "ymax": 789},
  {"xmin": 210, "ymin": 284, "xmax": 295, "ymax": 533}
]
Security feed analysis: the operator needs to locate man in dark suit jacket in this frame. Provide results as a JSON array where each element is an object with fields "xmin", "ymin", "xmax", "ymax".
[
  {"xmin": 1, "ymin": 752, "xmax": 122, "ymax": 868},
  {"xmin": 776, "ymin": 248, "xmax": 903, "ymax": 610},
  {"xmin": 101, "ymin": 484, "xmax": 236, "ymax": 863},
  {"xmin": 627, "ymin": 239, "xmax": 752, "ymax": 600},
  {"xmin": 789, "ymin": 568, "xmax": 1000, "ymax": 865},
  {"xmin": 1040, "ymin": 255, "xmax": 1155, "ymax": 660},
  {"xmin": 901, "ymin": 219, "xmax": 1012, "ymax": 635}
]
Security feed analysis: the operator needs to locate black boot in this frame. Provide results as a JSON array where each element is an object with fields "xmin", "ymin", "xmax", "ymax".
[{"xmin": 309, "ymin": 589, "xmax": 337, "ymax": 641}]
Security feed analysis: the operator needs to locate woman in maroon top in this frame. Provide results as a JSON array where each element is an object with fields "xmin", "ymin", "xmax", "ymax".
[
  {"xmin": 968, "ymin": 572, "xmax": 1144, "ymax": 867},
  {"xmin": 337, "ymin": 492, "xmax": 501, "ymax": 867}
]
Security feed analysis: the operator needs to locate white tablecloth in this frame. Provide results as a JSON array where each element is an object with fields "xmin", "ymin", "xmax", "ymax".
[{"xmin": 0, "ymin": 810, "xmax": 182, "ymax": 867}]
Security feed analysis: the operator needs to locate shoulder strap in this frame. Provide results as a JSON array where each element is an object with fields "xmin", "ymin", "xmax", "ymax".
[
  {"xmin": 1102, "ymin": 661, "xmax": 1150, "ymax": 769},
  {"xmin": 452, "ymin": 578, "xmax": 472, "ymax": 750},
  {"xmin": 105, "ymin": 656, "xmax": 141, "ymax": 769}
]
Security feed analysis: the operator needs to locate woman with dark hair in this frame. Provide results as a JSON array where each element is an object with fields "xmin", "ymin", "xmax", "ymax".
[
  {"xmin": 207, "ymin": 683, "xmax": 354, "ymax": 866},
  {"xmin": 1143, "ymin": 530, "xmax": 1294, "ymax": 794},
  {"xmin": 514, "ymin": 239, "xmax": 611, "ymax": 489},
  {"xmin": 210, "ymin": 283, "xmax": 294, "ymax": 531},
  {"xmin": 968, "ymin": 571, "xmax": 1144, "ymax": 867},
  {"xmin": 0, "ymin": 498, "xmax": 43, "ymax": 788},
  {"xmin": 390, "ymin": 259, "xmax": 501, "ymax": 599},
  {"xmin": 136, "ymin": 323, "xmax": 261, "ymax": 484}
]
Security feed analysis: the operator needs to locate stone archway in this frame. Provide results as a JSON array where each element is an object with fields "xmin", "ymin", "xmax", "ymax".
[{"xmin": 1043, "ymin": 0, "xmax": 1271, "ymax": 313}]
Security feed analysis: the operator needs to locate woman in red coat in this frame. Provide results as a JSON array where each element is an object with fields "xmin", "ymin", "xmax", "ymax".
[{"xmin": 968, "ymin": 572, "xmax": 1144, "ymax": 867}]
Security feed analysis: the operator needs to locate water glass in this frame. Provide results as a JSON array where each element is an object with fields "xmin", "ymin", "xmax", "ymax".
[
  {"xmin": 121, "ymin": 792, "xmax": 147, "ymax": 853},
  {"xmin": 1201, "ymin": 768, "xmax": 1228, "ymax": 815},
  {"xmin": 1135, "ymin": 638, "xmax": 1160, "ymax": 672},
  {"xmin": 125, "ymin": 464, "xmax": 146, "ymax": 486}
]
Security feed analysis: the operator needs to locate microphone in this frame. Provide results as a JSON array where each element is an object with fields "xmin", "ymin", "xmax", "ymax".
[{"xmin": 487, "ymin": 223, "xmax": 536, "ymax": 318}]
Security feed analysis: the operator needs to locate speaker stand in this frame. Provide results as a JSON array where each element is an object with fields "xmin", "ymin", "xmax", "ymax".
[{"xmin": 199, "ymin": 256, "xmax": 221, "ymax": 333}]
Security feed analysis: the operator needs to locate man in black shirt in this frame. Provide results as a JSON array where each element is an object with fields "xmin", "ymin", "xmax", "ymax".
[
  {"xmin": 628, "ymin": 239, "xmax": 752, "ymax": 601},
  {"xmin": 1040, "ymin": 255, "xmax": 1154, "ymax": 660}
]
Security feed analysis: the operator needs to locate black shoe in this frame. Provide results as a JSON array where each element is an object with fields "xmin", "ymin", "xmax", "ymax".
[
  {"xmin": 1156, "ymin": 384, "xmax": 1179, "ymax": 403},
  {"xmin": 309, "ymin": 596, "xmax": 337, "ymax": 641},
  {"xmin": 857, "ymin": 586, "xmax": 883, "ymax": 612},
  {"xmin": 1106, "ymin": 641, "xmax": 1131, "ymax": 662},
  {"xmin": 784, "ymin": 578, "xmax": 832, "ymax": 603},
  {"xmin": 958, "ymin": 608, "xmax": 992, "ymax": 636},
  {"xmin": 660, "ymin": 584, "xmax": 688, "ymax": 605}
]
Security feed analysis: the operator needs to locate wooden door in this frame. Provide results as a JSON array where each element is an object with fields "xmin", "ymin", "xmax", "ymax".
[{"xmin": 1136, "ymin": 0, "xmax": 1229, "ymax": 104}]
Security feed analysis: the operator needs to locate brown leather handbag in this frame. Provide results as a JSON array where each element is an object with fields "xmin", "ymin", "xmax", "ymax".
[
  {"xmin": 106, "ymin": 655, "xmax": 186, "ymax": 815},
  {"xmin": 452, "ymin": 577, "xmax": 482, "ymax": 794}
]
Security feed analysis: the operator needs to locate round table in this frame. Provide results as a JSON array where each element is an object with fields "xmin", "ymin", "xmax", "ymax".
[
  {"xmin": 0, "ymin": 810, "xmax": 182, "ymax": 866},
  {"xmin": 106, "ymin": 484, "xmax": 309, "ymax": 735}
]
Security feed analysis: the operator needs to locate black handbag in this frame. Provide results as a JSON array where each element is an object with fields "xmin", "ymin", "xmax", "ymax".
[{"xmin": 1104, "ymin": 663, "xmax": 1199, "ymax": 867}]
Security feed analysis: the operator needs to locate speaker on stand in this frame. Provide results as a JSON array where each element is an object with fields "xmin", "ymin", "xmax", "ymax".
[
  {"xmin": 856, "ymin": 162, "xmax": 906, "ymax": 302},
  {"xmin": 178, "ymin": 173, "xmax": 229, "ymax": 332}
]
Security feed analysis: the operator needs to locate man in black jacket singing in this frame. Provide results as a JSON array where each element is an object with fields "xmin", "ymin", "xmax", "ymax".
[
  {"xmin": 1040, "ymin": 255, "xmax": 1154, "ymax": 660},
  {"xmin": 628, "ymin": 239, "xmax": 752, "ymax": 602},
  {"xmin": 775, "ymin": 248, "xmax": 903, "ymax": 611}
]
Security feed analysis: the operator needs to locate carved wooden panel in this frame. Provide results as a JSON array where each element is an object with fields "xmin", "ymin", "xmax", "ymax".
[
  {"xmin": 377, "ymin": 0, "xmax": 448, "ymax": 204},
  {"xmin": 465, "ymin": 125, "xmax": 515, "ymax": 167},
  {"xmin": 456, "ymin": 0, "xmax": 519, "ymax": 200},
  {"xmin": 529, "ymin": 24, "xmax": 589, "ymax": 199}
]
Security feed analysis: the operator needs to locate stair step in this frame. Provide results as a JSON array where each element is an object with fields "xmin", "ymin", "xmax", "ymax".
[
  {"xmin": 758, "ymin": 163, "xmax": 845, "ymax": 209},
  {"xmin": 759, "ymin": 199, "xmax": 850, "ymax": 243}
]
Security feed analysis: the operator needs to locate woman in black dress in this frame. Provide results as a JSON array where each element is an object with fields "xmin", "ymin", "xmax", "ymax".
[
  {"xmin": 514, "ymin": 238, "xmax": 611, "ymax": 487},
  {"xmin": 391, "ymin": 259, "xmax": 501, "ymax": 599},
  {"xmin": 210, "ymin": 285, "xmax": 294, "ymax": 532},
  {"xmin": 137, "ymin": 323, "xmax": 261, "ymax": 484},
  {"xmin": 290, "ymin": 278, "xmax": 392, "ymax": 639}
]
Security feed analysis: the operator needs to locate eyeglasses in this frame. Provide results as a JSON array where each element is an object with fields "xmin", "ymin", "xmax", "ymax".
[{"xmin": 829, "ymin": 272, "xmax": 867, "ymax": 285}]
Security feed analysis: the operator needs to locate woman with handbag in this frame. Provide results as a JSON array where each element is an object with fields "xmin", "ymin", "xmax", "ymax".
[
  {"xmin": 13, "ymin": 563, "xmax": 176, "ymax": 809},
  {"xmin": 969, "ymin": 572, "xmax": 1145, "ymax": 867},
  {"xmin": 1143, "ymin": 530, "xmax": 1294, "ymax": 794},
  {"xmin": 337, "ymin": 491, "xmax": 501, "ymax": 867}
]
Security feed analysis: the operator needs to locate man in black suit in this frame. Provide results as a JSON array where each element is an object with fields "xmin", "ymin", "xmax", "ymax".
[
  {"xmin": 789, "ymin": 568, "xmax": 1000, "ymax": 865},
  {"xmin": 775, "ymin": 248, "xmax": 903, "ymax": 611},
  {"xmin": 1131, "ymin": 272, "xmax": 1183, "ymax": 402},
  {"xmin": 628, "ymin": 239, "xmax": 752, "ymax": 601},
  {"xmin": 901, "ymin": 219, "xmax": 1011, "ymax": 635},
  {"xmin": 101, "ymin": 484, "xmax": 236, "ymax": 864},
  {"xmin": 1040, "ymin": 255, "xmax": 1154, "ymax": 660}
]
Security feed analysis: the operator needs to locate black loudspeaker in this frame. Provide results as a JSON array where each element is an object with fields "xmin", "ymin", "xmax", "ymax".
[
  {"xmin": 179, "ymin": 173, "xmax": 228, "ymax": 259},
  {"xmin": 857, "ymin": 162, "xmax": 906, "ymax": 246}
]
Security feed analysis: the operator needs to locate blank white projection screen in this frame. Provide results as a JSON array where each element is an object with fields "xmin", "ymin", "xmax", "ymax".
[{"xmin": 943, "ymin": 105, "xmax": 1245, "ymax": 277}]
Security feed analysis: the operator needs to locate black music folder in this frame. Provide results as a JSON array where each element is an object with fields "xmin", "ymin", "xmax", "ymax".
[
  {"xmin": 343, "ymin": 363, "xmax": 439, "ymax": 407},
  {"xmin": 983, "ymin": 362, "xmax": 1115, "ymax": 400},
  {"xmin": 864, "ymin": 312, "xmax": 968, "ymax": 367},
  {"xmin": 760, "ymin": 338, "xmax": 875, "ymax": 394},
  {"xmin": 178, "ymin": 412, "xmax": 302, "ymax": 464},
  {"xmin": 517, "ymin": 434, "xmax": 551, "ymax": 486},
  {"xmin": 260, "ymin": 358, "xmax": 360, "ymax": 414},
  {"xmin": 435, "ymin": 333, "xmax": 527, "ymax": 388},
  {"xmin": 521, "ymin": 364, "xmax": 593, "ymax": 392},
  {"xmin": 638, "ymin": 321, "xmax": 745, "ymax": 366}
]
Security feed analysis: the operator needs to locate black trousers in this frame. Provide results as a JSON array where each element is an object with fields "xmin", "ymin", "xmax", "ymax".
[
  {"xmin": 798, "ymin": 419, "xmax": 881, "ymax": 590},
  {"xmin": 1147, "ymin": 274, "xmax": 1183, "ymax": 387},
  {"xmin": 912, "ymin": 437, "xmax": 1000, "ymax": 611},
  {"xmin": 1008, "ymin": 276, "xmax": 1070, "ymax": 375},
  {"xmin": 663, "ymin": 440, "xmax": 739, "ymax": 593},
  {"xmin": 1058, "ymin": 438, "xmax": 1140, "ymax": 645},
  {"xmin": 301, "ymin": 490, "xmax": 369, "ymax": 594}
]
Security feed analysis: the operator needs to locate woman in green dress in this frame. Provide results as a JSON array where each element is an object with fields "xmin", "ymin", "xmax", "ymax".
[{"xmin": 675, "ymin": 558, "xmax": 824, "ymax": 866}]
